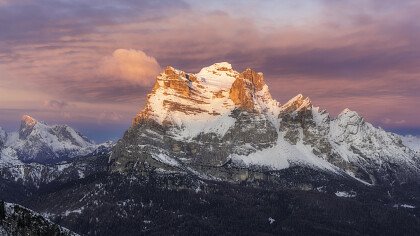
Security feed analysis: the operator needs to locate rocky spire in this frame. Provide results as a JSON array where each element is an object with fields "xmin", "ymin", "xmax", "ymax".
[
  {"xmin": 161, "ymin": 66, "xmax": 194, "ymax": 97},
  {"xmin": 229, "ymin": 68, "xmax": 266, "ymax": 112},
  {"xmin": 280, "ymin": 94, "xmax": 312, "ymax": 113}
]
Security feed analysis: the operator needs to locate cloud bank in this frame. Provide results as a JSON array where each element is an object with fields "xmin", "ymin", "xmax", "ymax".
[{"xmin": 1, "ymin": 0, "xmax": 420, "ymax": 139}]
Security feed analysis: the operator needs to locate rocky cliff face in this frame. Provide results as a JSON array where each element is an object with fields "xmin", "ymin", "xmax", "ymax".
[
  {"xmin": 111, "ymin": 62, "xmax": 420, "ymax": 185},
  {"xmin": 229, "ymin": 68, "xmax": 266, "ymax": 111}
]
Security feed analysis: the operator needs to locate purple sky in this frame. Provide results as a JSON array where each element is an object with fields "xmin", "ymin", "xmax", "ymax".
[{"xmin": 1, "ymin": 0, "xmax": 420, "ymax": 142}]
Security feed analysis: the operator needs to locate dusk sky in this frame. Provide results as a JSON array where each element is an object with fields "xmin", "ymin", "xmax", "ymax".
[{"xmin": 1, "ymin": 0, "xmax": 420, "ymax": 142}]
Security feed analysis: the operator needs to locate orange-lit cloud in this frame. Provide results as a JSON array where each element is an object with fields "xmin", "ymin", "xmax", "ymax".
[{"xmin": 99, "ymin": 49, "xmax": 161, "ymax": 86}]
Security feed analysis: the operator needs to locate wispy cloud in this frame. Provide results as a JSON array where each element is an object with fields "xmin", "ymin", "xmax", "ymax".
[{"xmin": 43, "ymin": 99, "xmax": 71, "ymax": 110}]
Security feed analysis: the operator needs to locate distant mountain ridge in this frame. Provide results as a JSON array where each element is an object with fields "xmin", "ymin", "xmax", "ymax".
[
  {"xmin": 1, "ymin": 115, "xmax": 96, "ymax": 164},
  {"xmin": 0, "ymin": 116, "xmax": 112, "ymax": 188}
]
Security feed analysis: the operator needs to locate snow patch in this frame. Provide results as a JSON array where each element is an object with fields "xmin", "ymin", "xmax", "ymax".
[
  {"xmin": 401, "ymin": 135, "xmax": 420, "ymax": 152},
  {"xmin": 151, "ymin": 152, "xmax": 180, "ymax": 167},
  {"xmin": 335, "ymin": 191, "xmax": 356, "ymax": 198},
  {"xmin": 63, "ymin": 206, "xmax": 85, "ymax": 216},
  {"xmin": 393, "ymin": 204, "xmax": 416, "ymax": 209}
]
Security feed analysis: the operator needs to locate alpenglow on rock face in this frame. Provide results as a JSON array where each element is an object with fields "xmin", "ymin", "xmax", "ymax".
[{"xmin": 110, "ymin": 62, "xmax": 420, "ymax": 185}]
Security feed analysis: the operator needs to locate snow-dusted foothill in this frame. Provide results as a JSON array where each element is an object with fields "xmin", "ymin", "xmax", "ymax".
[{"xmin": 0, "ymin": 201, "xmax": 78, "ymax": 236}]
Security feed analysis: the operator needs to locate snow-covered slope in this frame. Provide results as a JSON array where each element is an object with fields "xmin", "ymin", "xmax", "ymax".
[
  {"xmin": 401, "ymin": 135, "xmax": 420, "ymax": 153},
  {"xmin": 0, "ymin": 127, "xmax": 6, "ymax": 147},
  {"xmin": 1, "ymin": 115, "xmax": 97, "ymax": 164},
  {"xmin": 328, "ymin": 110, "xmax": 420, "ymax": 184},
  {"xmin": 110, "ymin": 62, "xmax": 420, "ymax": 185}
]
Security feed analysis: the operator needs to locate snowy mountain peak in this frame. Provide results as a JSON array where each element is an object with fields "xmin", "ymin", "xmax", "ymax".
[
  {"xmin": 280, "ymin": 94, "xmax": 312, "ymax": 113},
  {"xmin": 132, "ymin": 63, "xmax": 281, "ymax": 136},
  {"xmin": 2, "ymin": 116, "xmax": 98, "ymax": 164},
  {"xmin": 198, "ymin": 62, "xmax": 233, "ymax": 74},
  {"xmin": 21, "ymin": 115, "xmax": 37, "ymax": 126},
  {"xmin": 19, "ymin": 115, "xmax": 38, "ymax": 139},
  {"xmin": 339, "ymin": 108, "xmax": 357, "ymax": 116},
  {"xmin": 336, "ymin": 108, "xmax": 363, "ymax": 125}
]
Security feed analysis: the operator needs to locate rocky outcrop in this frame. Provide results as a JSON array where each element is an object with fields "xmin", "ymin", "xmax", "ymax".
[
  {"xmin": 161, "ymin": 66, "xmax": 193, "ymax": 97},
  {"xmin": 133, "ymin": 66, "xmax": 206, "ymax": 126},
  {"xmin": 279, "ymin": 94, "xmax": 314, "ymax": 144},
  {"xmin": 229, "ymin": 68, "xmax": 266, "ymax": 112}
]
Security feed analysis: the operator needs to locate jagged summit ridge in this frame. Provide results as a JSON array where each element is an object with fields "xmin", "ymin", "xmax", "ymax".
[
  {"xmin": 112, "ymin": 62, "xmax": 420, "ymax": 185},
  {"xmin": 134, "ymin": 63, "xmax": 277, "ymax": 122},
  {"xmin": 280, "ymin": 94, "xmax": 312, "ymax": 114},
  {"xmin": 132, "ymin": 62, "xmax": 279, "ymax": 140}
]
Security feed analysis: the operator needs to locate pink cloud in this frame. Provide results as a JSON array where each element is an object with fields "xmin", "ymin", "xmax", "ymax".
[
  {"xmin": 43, "ymin": 99, "xmax": 71, "ymax": 110},
  {"xmin": 99, "ymin": 49, "xmax": 161, "ymax": 86}
]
